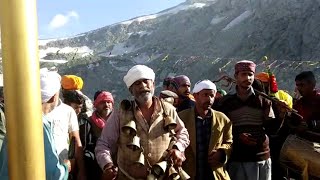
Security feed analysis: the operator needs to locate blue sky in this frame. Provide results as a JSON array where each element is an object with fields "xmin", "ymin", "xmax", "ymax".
[{"xmin": 37, "ymin": 0, "xmax": 185, "ymax": 39}]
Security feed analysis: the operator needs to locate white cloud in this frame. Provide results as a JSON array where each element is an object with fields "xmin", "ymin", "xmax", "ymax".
[{"xmin": 49, "ymin": 11, "xmax": 79, "ymax": 30}]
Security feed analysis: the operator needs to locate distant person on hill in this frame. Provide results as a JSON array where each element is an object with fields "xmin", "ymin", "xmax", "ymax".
[{"xmin": 172, "ymin": 75, "xmax": 195, "ymax": 112}]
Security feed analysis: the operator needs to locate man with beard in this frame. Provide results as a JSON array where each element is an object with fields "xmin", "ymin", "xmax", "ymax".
[
  {"xmin": 90, "ymin": 91, "xmax": 114, "ymax": 138},
  {"xmin": 0, "ymin": 69, "xmax": 71, "ymax": 180},
  {"xmin": 95, "ymin": 65, "xmax": 190, "ymax": 180},
  {"xmin": 172, "ymin": 75, "xmax": 195, "ymax": 112},
  {"xmin": 179, "ymin": 80, "xmax": 232, "ymax": 180},
  {"xmin": 217, "ymin": 60, "xmax": 276, "ymax": 180},
  {"xmin": 76, "ymin": 91, "xmax": 113, "ymax": 180}
]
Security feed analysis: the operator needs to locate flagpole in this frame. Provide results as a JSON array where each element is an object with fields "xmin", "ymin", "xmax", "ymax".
[{"xmin": 0, "ymin": 0, "xmax": 46, "ymax": 179}]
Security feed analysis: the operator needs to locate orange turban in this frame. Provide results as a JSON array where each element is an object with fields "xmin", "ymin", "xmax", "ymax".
[
  {"xmin": 61, "ymin": 75, "xmax": 84, "ymax": 90},
  {"xmin": 255, "ymin": 72, "xmax": 270, "ymax": 83}
]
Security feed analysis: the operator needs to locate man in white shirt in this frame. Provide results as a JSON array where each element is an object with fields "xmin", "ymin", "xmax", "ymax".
[{"xmin": 48, "ymin": 99, "xmax": 80, "ymax": 161}]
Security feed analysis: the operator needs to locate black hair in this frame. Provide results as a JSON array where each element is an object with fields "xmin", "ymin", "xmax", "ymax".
[
  {"xmin": 252, "ymin": 79, "xmax": 267, "ymax": 93},
  {"xmin": 94, "ymin": 90, "xmax": 107, "ymax": 101},
  {"xmin": 295, "ymin": 71, "xmax": 316, "ymax": 85},
  {"xmin": 163, "ymin": 76, "xmax": 174, "ymax": 87},
  {"xmin": 62, "ymin": 90, "xmax": 85, "ymax": 105}
]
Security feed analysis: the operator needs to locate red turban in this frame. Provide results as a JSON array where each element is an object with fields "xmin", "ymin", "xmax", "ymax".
[{"xmin": 94, "ymin": 91, "xmax": 114, "ymax": 107}]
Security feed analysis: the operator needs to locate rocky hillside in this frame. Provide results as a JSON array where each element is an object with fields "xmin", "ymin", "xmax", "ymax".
[{"xmin": 1, "ymin": 0, "xmax": 320, "ymax": 101}]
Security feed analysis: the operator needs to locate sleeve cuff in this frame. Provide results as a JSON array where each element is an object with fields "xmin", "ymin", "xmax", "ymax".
[
  {"xmin": 174, "ymin": 142, "xmax": 185, "ymax": 152},
  {"xmin": 98, "ymin": 156, "xmax": 113, "ymax": 170}
]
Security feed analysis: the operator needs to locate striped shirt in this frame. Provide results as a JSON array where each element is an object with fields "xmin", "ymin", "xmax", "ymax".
[{"xmin": 217, "ymin": 88, "xmax": 274, "ymax": 161}]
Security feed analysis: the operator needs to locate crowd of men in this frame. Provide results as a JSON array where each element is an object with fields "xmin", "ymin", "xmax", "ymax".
[{"xmin": 0, "ymin": 60, "xmax": 319, "ymax": 180}]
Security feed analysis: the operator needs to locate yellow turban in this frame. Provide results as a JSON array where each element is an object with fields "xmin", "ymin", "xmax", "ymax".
[
  {"xmin": 61, "ymin": 75, "xmax": 84, "ymax": 90},
  {"xmin": 255, "ymin": 72, "xmax": 270, "ymax": 83}
]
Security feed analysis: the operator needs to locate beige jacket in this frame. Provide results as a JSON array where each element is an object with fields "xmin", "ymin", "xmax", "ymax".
[{"xmin": 179, "ymin": 108, "xmax": 232, "ymax": 180}]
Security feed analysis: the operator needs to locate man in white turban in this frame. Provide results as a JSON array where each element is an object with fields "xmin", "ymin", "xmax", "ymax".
[
  {"xmin": 96, "ymin": 65, "xmax": 190, "ymax": 180},
  {"xmin": 0, "ymin": 69, "xmax": 71, "ymax": 180},
  {"xmin": 178, "ymin": 80, "xmax": 233, "ymax": 180}
]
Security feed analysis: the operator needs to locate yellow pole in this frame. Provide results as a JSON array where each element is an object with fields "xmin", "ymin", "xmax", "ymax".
[{"xmin": 0, "ymin": 0, "xmax": 45, "ymax": 179}]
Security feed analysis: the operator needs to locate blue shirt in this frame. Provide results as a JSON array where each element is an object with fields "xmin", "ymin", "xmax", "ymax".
[{"xmin": 0, "ymin": 115, "xmax": 68, "ymax": 180}]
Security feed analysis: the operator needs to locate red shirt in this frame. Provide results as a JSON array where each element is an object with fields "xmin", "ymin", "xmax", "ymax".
[{"xmin": 293, "ymin": 91, "xmax": 320, "ymax": 123}]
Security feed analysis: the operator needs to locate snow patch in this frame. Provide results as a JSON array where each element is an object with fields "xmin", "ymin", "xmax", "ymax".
[
  {"xmin": 39, "ymin": 46, "xmax": 93, "ymax": 58},
  {"xmin": 86, "ymin": 62, "xmax": 100, "ymax": 70},
  {"xmin": 121, "ymin": 15, "xmax": 158, "ymax": 25},
  {"xmin": 118, "ymin": 3, "xmax": 207, "ymax": 25},
  {"xmin": 162, "ymin": 3, "xmax": 207, "ymax": 15},
  {"xmin": 39, "ymin": 39, "xmax": 57, "ymax": 46},
  {"xmin": 210, "ymin": 16, "xmax": 226, "ymax": 25},
  {"xmin": 100, "ymin": 42, "xmax": 135, "ymax": 57},
  {"xmin": 38, "ymin": 34, "xmax": 85, "ymax": 46},
  {"xmin": 192, "ymin": 3, "xmax": 206, "ymax": 8},
  {"xmin": 222, "ymin": 11, "xmax": 252, "ymax": 31},
  {"xmin": 109, "ymin": 60, "xmax": 129, "ymax": 72},
  {"xmin": 87, "ymin": 63, "xmax": 94, "ymax": 70},
  {"xmin": 127, "ymin": 31, "xmax": 152, "ymax": 37},
  {"xmin": 39, "ymin": 59, "xmax": 68, "ymax": 63},
  {"xmin": 132, "ymin": 53, "xmax": 152, "ymax": 64}
]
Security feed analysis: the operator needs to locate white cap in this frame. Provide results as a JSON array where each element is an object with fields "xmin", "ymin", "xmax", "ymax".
[
  {"xmin": 123, "ymin": 65, "xmax": 155, "ymax": 88},
  {"xmin": 40, "ymin": 68, "xmax": 61, "ymax": 103},
  {"xmin": 192, "ymin": 80, "xmax": 217, "ymax": 94}
]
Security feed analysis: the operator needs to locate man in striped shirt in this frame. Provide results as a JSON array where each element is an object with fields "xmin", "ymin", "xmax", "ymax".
[{"xmin": 217, "ymin": 60, "xmax": 276, "ymax": 180}]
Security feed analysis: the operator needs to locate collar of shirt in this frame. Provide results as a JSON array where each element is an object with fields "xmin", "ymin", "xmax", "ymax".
[
  {"xmin": 236, "ymin": 86, "xmax": 255, "ymax": 98},
  {"xmin": 195, "ymin": 108, "xmax": 213, "ymax": 120},
  {"xmin": 133, "ymin": 96, "xmax": 162, "ymax": 123}
]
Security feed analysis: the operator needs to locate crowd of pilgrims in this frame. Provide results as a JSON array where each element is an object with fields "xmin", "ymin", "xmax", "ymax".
[{"xmin": 0, "ymin": 60, "xmax": 319, "ymax": 180}]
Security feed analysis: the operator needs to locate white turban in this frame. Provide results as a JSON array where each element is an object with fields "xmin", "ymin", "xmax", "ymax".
[
  {"xmin": 123, "ymin": 65, "xmax": 155, "ymax": 88},
  {"xmin": 192, "ymin": 80, "xmax": 217, "ymax": 94},
  {"xmin": 40, "ymin": 68, "xmax": 61, "ymax": 103}
]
